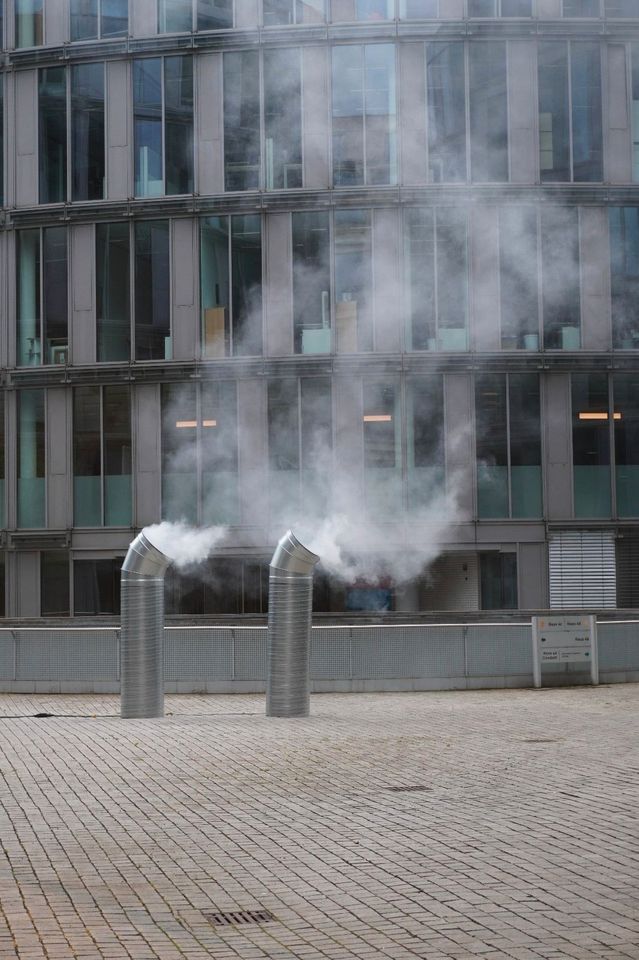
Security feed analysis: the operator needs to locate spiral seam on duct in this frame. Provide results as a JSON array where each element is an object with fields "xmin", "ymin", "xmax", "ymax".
[
  {"xmin": 266, "ymin": 531, "xmax": 320, "ymax": 718},
  {"xmin": 120, "ymin": 532, "xmax": 171, "ymax": 719}
]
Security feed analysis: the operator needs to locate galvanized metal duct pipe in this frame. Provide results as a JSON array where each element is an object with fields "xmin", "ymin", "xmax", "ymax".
[
  {"xmin": 266, "ymin": 530, "xmax": 320, "ymax": 718},
  {"xmin": 120, "ymin": 531, "xmax": 171, "ymax": 719}
]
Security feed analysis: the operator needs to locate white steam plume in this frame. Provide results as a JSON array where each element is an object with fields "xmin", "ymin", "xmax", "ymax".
[{"xmin": 143, "ymin": 521, "xmax": 227, "ymax": 570}]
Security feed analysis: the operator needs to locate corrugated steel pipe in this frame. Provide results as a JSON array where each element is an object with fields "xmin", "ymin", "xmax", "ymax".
[
  {"xmin": 120, "ymin": 531, "xmax": 172, "ymax": 719},
  {"xmin": 266, "ymin": 530, "xmax": 320, "ymax": 718}
]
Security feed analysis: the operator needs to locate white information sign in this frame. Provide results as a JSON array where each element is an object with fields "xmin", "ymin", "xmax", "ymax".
[{"xmin": 531, "ymin": 615, "xmax": 598, "ymax": 687}]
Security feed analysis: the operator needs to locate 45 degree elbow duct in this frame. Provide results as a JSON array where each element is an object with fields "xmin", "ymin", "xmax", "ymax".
[
  {"xmin": 266, "ymin": 531, "xmax": 320, "ymax": 718},
  {"xmin": 120, "ymin": 531, "xmax": 171, "ymax": 719}
]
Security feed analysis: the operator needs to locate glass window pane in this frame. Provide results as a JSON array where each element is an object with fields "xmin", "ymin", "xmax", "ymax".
[
  {"xmin": 363, "ymin": 381, "xmax": 400, "ymax": 515},
  {"xmin": 41, "ymin": 552, "xmax": 69, "ymax": 616},
  {"xmin": 300, "ymin": 377, "xmax": 332, "ymax": 517},
  {"xmin": 335, "ymin": 209, "xmax": 373, "ymax": 352},
  {"xmin": 164, "ymin": 56, "xmax": 193, "ymax": 195},
  {"xmin": 407, "ymin": 376, "xmax": 444, "ymax": 510},
  {"xmin": 332, "ymin": 46, "xmax": 364, "ymax": 186},
  {"xmin": 71, "ymin": 62, "xmax": 105, "ymax": 201},
  {"xmin": 476, "ymin": 375, "xmax": 508, "ymax": 518},
  {"xmin": 96, "ymin": 222, "xmax": 130, "ymax": 361},
  {"xmin": 354, "ymin": 0, "xmax": 393, "ymax": 20},
  {"xmin": 499, "ymin": 207, "xmax": 539, "ymax": 349},
  {"xmin": 161, "ymin": 383, "xmax": 198, "ymax": 523},
  {"xmin": 571, "ymin": 42, "xmax": 602, "ymax": 182},
  {"xmin": 71, "ymin": 0, "xmax": 98, "ymax": 39},
  {"xmin": 135, "ymin": 220, "xmax": 170, "ymax": 360},
  {"xmin": 264, "ymin": 0, "xmax": 324, "ymax": 23},
  {"xmin": 43, "ymin": 227, "xmax": 68, "ymax": 365},
  {"xmin": 0, "ymin": 77, "xmax": 3, "ymax": 207},
  {"xmin": 436, "ymin": 208, "xmax": 468, "ymax": 350},
  {"xmin": 134, "ymin": 58, "xmax": 163, "ymax": 197},
  {"xmin": 293, "ymin": 211, "xmax": 331, "ymax": 354},
  {"xmin": 18, "ymin": 389, "xmax": 45, "ymax": 529},
  {"xmin": 632, "ymin": 45, "xmax": 639, "ymax": 181},
  {"xmin": 468, "ymin": 0, "xmax": 496, "ymax": 14},
  {"xmin": 563, "ymin": 0, "xmax": 599, "ymax": 14},
  {"xmin": 158, "ymin": 0, "xmax": 191, "ymax": 31},
  {"xmin": 268, "ymin": 379, "xmax": 300, "ymax": 521},
  {"xmin": 572, "ymin": 373, "xmax": 612, "ymax": 517},
  {"xmin": 264, "ymin": 48, "xmax": 302, "ymax": 190},
  {"xmin": 610, "ymin": 207, "xmax": 639, "ymax": 349},
  {"xmin": 231, "ymin": 214, "xmax": 262, "ymax": 356},
  {"xmin": 224, "ymin": 51, "xmax": 260, "ymax": 191},
  {"xmin": 17, "ymin": 230, "xmax": 41, "ymax": 367},
  {"xmin": 104, "ymin": 385, "xmax": 132, "ymax": 526},
  {"xmin": 201, "ymin": 380, "xmax": 239, "ymax": 524},
  {"xmin": 480, "ymin": 553, "xmax": 517, "ymax": 610},
  {"xmin": 74, "ymin": 559, "xmax": 122, "ymax": 615},
  {"xmin": 426, "ymin": 42, "xmax": 466, "ymax": 183},
  {"xmin": 364, "ymin": 44, "xmax": 396, "ymax": 185},
  {"xmin": 198, "ymin": 0, "xmax": 232, "ymax": 28},
  {"xmin": 509, "ymin": 374, "xmax": 542, "ymax": 517},
  {"xmin": 16, "ymin": 0, "xmax": 43, "ymax": 46},
  {"xmin": 469, "ymin": 42, "xmax": 508, "ymax": 182},
  {"xmin": 502, "ymin": 0, "xmax": 531, "ymax": 12},
  {"xmin": 405, "ymin": 208, "xmax": 435, "ymax": 350},
  {"xmin": 102, "ymin": 0, "xmax": 128, "ymax": 35},
  {"xmin": 399, "ymin": 0, "xmax": 437, "ymax": 15},
  {"xmin": 0, "ymin": 393, "xmax": 4, "ymax": 530},
  {"xmin": 606, "ymin": 0, "xmax": 637, "ymax": 14},
  {"xmin": 201, "ymin": 216, "xmax": 230, "ymax": 357},
  {"xmin": 615, "ymin": 374, "xmax": 639, "ymax": 516},
  {"xmin": 541, "ymin": 206, "xmax": 580, "ymax": 349},
  {"xmin": 39, "ymin": 67, "xmax": 67, "ymax": 203},
  {"xmin": 538, "ymin": 42, "xmax": 570, "ymax": 182},
  {"xmin": 73, "ymin": 385, "xmax": 101, "ymax": 526}
]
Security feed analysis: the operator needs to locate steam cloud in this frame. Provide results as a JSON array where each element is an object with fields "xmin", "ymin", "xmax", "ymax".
[{"xmin": 143, "ymin": 521, "xmax": 227, "ymax": 570}]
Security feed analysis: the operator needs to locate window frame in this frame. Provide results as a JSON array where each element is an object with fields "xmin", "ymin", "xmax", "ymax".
[
  {"xmin": 157, "ymin": 0, "xmax": 233, "ymax": 33},
  {"xmin": 70, "ymin": 0, "xmax": 129, "ymax": 42}
]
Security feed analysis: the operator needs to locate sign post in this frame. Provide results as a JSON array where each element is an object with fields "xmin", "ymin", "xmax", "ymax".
[{"xmin": 531, "ymin": 615, "xmax": 598, "ymax": 688}]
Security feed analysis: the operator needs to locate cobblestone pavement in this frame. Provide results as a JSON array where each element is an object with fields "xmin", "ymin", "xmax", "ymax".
[{"xmin": 0, "ymin": 687, "xmax": 638, "ymax": 960}]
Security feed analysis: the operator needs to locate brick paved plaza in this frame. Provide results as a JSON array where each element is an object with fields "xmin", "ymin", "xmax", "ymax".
[{"xmin": 0, "ymin": 686, "xmax": 638, "ymax": 960}]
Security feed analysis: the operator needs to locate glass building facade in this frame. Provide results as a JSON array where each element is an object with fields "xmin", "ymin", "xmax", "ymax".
[{"xmin": 0, "ymin": 0, "xmax": 638, "ymax": 617}]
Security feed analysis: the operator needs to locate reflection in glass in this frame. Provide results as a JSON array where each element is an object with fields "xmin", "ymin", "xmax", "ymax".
[
  {"xmin": 607, "ymin": 0, "xmax": 638, "ymax": 14},
  {"xmin": 201, "ymin": 217, "xmax": 230, "ymax": 358},
  {"xmin": 134, "ymin": 56, "xmax": 193, "ymax": 197},
  {"xmin": 104, "ymin": 385, "xmax": 132, "ymax": 526},
  {"xmin": 335, "ymin": 209, "xmax": 373, "ymax": 352},
  {"xmin": 563, "ymin": 0, "xmax": 599, "ymax": 14},
  {"xmin": 363, "ymin": 381, "xmax": 400, "ymax": 516},
  {"xmin": 400, "ymin": 0, "xmax": 437, "ymax": 14},
  {"xmin": 407, "ymin": 377, "xmax": 444, "ymax": 510},
  {"xmin": 476, "ymin": 375, "xmax": 509, "ymax": 518},
  {"xmin": 571, "ymin": 42, "xmax": 602, "ymax": 181},
  {"xmin": 72, "ymin": 0, "xmax": 127, "ymax": 39},
  {"xmin": 73, "ymin": 385, "xmax": 101, "ymax": 526},
  {"xmin": 572, "ymin": 373, "xmax": 612, "ymax": 517},
  {"xmin": 71, "ymin": 63, "xmax": 105, "ymax": 201},
  {"xmin": 268, "ymin": 379, "xmax": 300, "ymax": 521},
  {"xmin": 198, "ymin": 0, "xmax": 233, "ymax": 28},
  {"xmin": 264, "ymin": 48, "xmax": 302, "ymax": 189},
  {"xmin": 614, "ymin": 374, "xmax": 639, "ymax": 517},
  {"xmin": 468, "ymin": 0, "xmax": 496, "ymax": 14},
  {"xmin": 332, "ymin": 44, "xmax": 396, "ymax": 187},
  {"xmin": 541, "ymin": 206, "xmax": 580, "ymax": 349},
  {"xmin": 97, "ymin": 222, "xmax": 130, "ymax": 361},
  {"xmin": 162, "ymin": 383, "xmax": 197, "ymax": 523},
  {"xmin": 354, "ymin": 0, "xmax": 393, "ymax": 20},
  {"xmin": 158, "ymin": 0, "xmax": 192, "ymax": 31},
  {"xmin": 293, "ymin": 211, "xmax": 331, "ymax": 354},
  {"xmin": 134, "ymin": 58, "xmax": 162, "ymax": 196},
  {"xmin": 17, "ymin": 230, "xmax": 41, "ymax": 368},
  {"xmin": 200, "ymin": 381, "xmax": 238, "ymax": 525},
  {"xmin": 102, "ymin": 0, "xmax": 128, "ymax": 35},
  {"xmin": 480, "ymin": 554, "xmax": 517, "ymax": 610},
  {"xmin": 41, "ymin": 553, "xmax": 70, "ymax": 616},
  {"xmin": 43, "ymin": 228, "xmax": 68, "ymax": 364},
  {"xmin": 469, "ymin": 42, "xmax": 508, "ymax": 182},
  {"xmin": 538, "ymin": 42, "xmax": 570, "ymax": 182},
  {"xmin": 499, "ymin": 207, "xmax": 539, "ymax": 350},
  {"xmin": 263, "ymin": 0, "xmax": 324, "ymax": 24},
  {"xmin": 231, "ymin": 215, "xmax": 262, "ymax": 356},
  {"xmin": 16, "ymin": 0, "xmax": 43, "ymax": 46},
  {"xmin": 18, "ymin": 389, "xmax": 45, "ymax": 529},
  {"xmin": 39, "ymin": 67, "xmax": 67, "ymax": 203},
  {"xmin": 135, "ymin": 220, "xmax": 170, "ymax": 360},
  {"xmin": 509, "ymin": 374, "xmax": 542, "ymax": 518},
  {"xmin": 610, "ymin": 208, "xmax": 639, "ymax": 349},
  {"xmin": 426, "ymin": 42, "xmax": 466, "ymax": 183},
  {"xmin": 224, "ymin": 51, "xmax": 260, "ymax": 190},
  {"xmin": 74, "ymin": 559, "xmax": 122, "ymax": 615},
  {"xmin": 164, "ymin": 56, "xmax": 194, "ymax": 195}
]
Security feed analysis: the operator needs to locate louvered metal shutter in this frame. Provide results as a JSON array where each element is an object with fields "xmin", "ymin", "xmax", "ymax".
[
  {"xmin": 616, "ymin": 533, "xmax": 639, "ymax": 608},
  {"xmin": 548, "ymin": 530, "xmax": 616, "ymax": 608}
]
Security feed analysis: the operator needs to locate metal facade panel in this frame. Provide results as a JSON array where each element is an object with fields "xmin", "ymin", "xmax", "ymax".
[
  {"xmin": 311, "ymin": 630, "xmax": 351, "ymax": 679},
  {"xmin": 544, "ymin": 374, "xmax": 573, "ymax": 520},
  {"xmin": 302, "ymin": 47, "xmax": 330, "ymax": 189},
  {"xmin": 164, "ymin": 629, "xmax": 233, "ymax": 680},
  {"xmin": 0, "ymin": 633, "xmax": 14, "ymax": 680},
  {"xmin": 131, "ymin": 0, "xmax": 157, "ymax": 37},
  {"xmin": 507, "ymin": 41, "xmax": 536, "ymax": 185},
  {"xmin": 518, "ymin": 542, "xmax": 548, "ymax": 609},
  {"xmin": 47, "ymin": 388, "xmax": 70, "ymax": 529},
  {"xmin": 607, "ymin": 45, "xmax": 632, "ymax": 185},
  {"xmin": 399, "ymin": 42, "xmax": 427, "ymax": 186},
  {"xmin": 237, "ymin": 379, "xmax": 268, "ymax": 526},
  {"xmin": 444, "ymin": 375, "xmax": 474, "ymax": 521},
  {"xmin": 233, "ymin": 629, "xmax": 268, "ymax": 680},
  {"xmin": 15, "ymin": 70, "xmax": 38, "ymax": 207},
  {"xmin": 16, "ymin": 631, "xmax": 118, "ymax": 681},
  {"xmin": 579, "ymin": 208, "xmax": 612, "ymax": 352},
  {"xmin": 134, "ymin": 384, "xmax": 161, "ymax": 527},
  {"xmin": 16, "ymin": 554, "xmax": 40, "ymax": 618},
  {"xmin": 71, "ymin": 224, "xmax": 97, "ymax": 365},
  {"xmin": 197, "ymin": 54, "xmax": 224, "ymax": 196},
  {"xmin": 171, "ymin": 218, "xmax": 198, "ymax": 361},
  {"xmin": 45, "ymin": 0, "xmax": 68, "ymax": 45},
  {"xmin": 465, "ymin": 625, "xmax": 532, "ymax": 677},
  {"xmin": 470, "ymin": 207, "xmax": 500, "ymax": 351},
  {"xmin": 107, "ymin": 60, "xmax": 131, "ymax": 200},
  {"xmin": 373, "ymin": 209, "xmax": 401, "ymax": 354},
  {"xmin": 352, "ymin": 626, "xmax": 465, "ymax": 679},
  {"xmin": 598, "ymin": 623, "xmax": 639, "ymax": 671}
]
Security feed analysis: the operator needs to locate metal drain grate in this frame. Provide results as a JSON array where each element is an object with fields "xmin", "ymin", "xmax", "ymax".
[
  {"xmin": 203, "ymin": 909, "xmax": 275, "ymax": 926},
  {"xmin": 386, "ymin": 785, "xmax": 432, "ymax": 793}
]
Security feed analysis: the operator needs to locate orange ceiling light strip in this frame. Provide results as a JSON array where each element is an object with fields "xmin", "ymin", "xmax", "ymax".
[
  {"xmin": 578, "ymin": 412, "xmax": 622, "ymax": 421},
  {"xmin": 363, "ymin": 414, "xmax": 393, "ymax": 422},
  {"xmin": 176, "ymin": 419, "xmax": 218, "ymax": 428}
]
